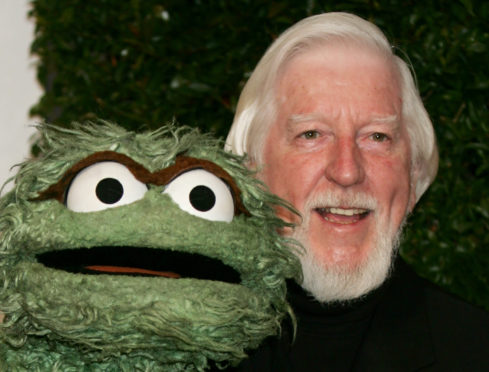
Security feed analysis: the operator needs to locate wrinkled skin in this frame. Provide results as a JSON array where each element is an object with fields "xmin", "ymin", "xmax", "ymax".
[{"xmin": 0, "ymin": 123, "xmax": 300, "ymax": 371}]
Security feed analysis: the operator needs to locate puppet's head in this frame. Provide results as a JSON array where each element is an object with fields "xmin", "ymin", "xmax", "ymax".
[{"xmin": 0, "ymin": 122, "xmax": 301, "ymax": 371}]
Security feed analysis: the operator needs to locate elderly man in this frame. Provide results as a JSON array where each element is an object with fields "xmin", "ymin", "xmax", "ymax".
[{"xmin": 226, "ymin": 12, "xmax": 489, "ymax": 371}]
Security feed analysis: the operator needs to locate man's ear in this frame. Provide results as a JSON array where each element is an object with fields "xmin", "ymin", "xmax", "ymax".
[
  {"xmin": 245, "ymin": 158, "xmax": 257, "ymax": 170},
  {"xmin": 246, "ymin": 158, "xmax": 265, "ymax": 179}
]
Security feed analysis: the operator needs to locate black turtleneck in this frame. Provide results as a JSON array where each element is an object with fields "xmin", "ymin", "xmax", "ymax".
[
  {"xmin": 284, "ymin": 278, "xmax": 385, "ymax": 371},
  {"xmin": 228, "ymin": 258, "xmax": 489, "ymax": 372},
  {"xmin": 232, "ymin": 260, "xmax": 398, "ymax": 372}
]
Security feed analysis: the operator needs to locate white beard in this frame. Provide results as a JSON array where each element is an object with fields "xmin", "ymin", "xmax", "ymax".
[{"xmin": 292, "ymin": 191, "xmax": 406, "ymax": 303}]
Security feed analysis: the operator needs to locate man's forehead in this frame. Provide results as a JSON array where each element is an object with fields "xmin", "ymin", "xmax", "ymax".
[{"xmin": 277, "ymin": 44, "xmax": 400, "ymax": 96}]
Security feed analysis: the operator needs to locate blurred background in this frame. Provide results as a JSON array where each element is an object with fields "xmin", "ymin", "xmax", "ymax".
[
  {"xmin": 1, "ymin": 0, "xmax": 488, "ymax": 309},
  {"xmin": 0, "ymin": 1, "xmax": 41, "ymax": 193}
]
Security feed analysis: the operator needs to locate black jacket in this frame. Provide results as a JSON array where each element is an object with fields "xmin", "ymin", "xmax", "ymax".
[{"xmin": 232, "ymin": 258, "xmax": 489, "ymax": 372}]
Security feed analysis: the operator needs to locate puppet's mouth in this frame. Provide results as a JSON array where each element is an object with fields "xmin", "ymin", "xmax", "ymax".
[{"xmin": 36, "ymin": 247, "xmax": 241, "ymax": 283}]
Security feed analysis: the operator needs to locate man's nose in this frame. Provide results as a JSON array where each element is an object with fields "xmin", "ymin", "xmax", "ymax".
[{"xmin": 324, "ymin": 138, "xmax": 365, "ymax": 187}]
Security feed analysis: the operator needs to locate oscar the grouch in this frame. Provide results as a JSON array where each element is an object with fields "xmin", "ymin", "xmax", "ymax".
[{"xmin": 0, "ymin": 122, "xmax": 301, "ymax": 371}]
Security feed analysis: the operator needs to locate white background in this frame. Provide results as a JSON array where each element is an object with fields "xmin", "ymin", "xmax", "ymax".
[{"xmin": 0, "ymin": 1, "xmax": 42, "ymax": 194}]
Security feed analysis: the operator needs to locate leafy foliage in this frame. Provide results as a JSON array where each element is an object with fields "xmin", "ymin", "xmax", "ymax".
[{"xmin": 29, "ymin": 0, "xmax": 489, "ymax": 309}]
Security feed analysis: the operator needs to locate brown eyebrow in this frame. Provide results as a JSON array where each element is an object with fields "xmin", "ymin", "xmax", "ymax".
[{"xmin": 34, "ymin": 151, "xmax": 250, "ymax": 216}]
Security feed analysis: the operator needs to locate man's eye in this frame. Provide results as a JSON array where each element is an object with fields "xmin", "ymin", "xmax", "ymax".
[
  {"xmin": 300, "ymin": 130, "xmax": 320, "ymax": 139},
  {"xmin": 370, "ymin": 132, "xmax": 389, "ymax": 142}
]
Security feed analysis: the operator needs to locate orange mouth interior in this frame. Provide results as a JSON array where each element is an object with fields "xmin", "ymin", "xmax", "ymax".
[{"xmin": 85, "ymin": 265, "xmax": 181, "ymax": 278}]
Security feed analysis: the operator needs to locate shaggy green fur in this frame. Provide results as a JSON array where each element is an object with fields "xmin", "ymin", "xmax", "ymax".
[{"xmin": 0, "ymin": 122, "xmax": 301, "ymax": 371}]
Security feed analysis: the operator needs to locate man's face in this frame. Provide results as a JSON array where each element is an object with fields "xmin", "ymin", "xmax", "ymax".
[{"xmin": 260, "ymin": 43, "xmax": 416, "ymax": 300}]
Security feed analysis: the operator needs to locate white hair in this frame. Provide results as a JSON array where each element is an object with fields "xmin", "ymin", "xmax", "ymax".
[{"xmin": 225, "ymin": 12, "xmax": 438, "ymax": 202}]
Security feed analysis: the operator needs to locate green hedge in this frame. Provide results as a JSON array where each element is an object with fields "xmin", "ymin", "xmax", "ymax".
[{"xmin": 29, "ymin": 0, "xmax": 489, "ymax": 309}]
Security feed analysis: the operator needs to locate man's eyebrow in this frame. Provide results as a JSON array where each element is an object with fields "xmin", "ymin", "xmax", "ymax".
[
  {"xmin": 369, "ymin": 114, "xmax": 400, "ymax": 125},
  {"xmin": 285, "ymin": 113, "xmax": 401, "ymax": 131},
  {"xmin": 287, "ymin": 113, "xmax": 327, "ymax": 125},
  {"xmin": 285, "ymin": 113, "xmax": 329, "ymax": 134}
]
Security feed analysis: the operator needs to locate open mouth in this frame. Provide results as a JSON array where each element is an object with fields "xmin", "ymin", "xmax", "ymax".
[
  {"xmin": 314, "ymin": 207, "xmax": 371, "ymax": 224},
  {"xmin": 36, "ymin": 246, "xmax": 241, "ymax": 283}
]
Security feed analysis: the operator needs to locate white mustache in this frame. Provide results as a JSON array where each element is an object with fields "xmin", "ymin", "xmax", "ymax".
[{"xmin": 304, "ymin": 190, "xmax": 377, "ymax": 211}]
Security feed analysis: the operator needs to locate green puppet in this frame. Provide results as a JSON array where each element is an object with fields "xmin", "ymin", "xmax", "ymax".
[{"xmin": 0, "ymin": 122, "xmax": 301, "ymax": 371}]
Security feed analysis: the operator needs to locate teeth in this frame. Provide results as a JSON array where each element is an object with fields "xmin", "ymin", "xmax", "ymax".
[
  {"xmin": 329, "ymin": 207, "xmax": 367, "ymax": 216},
  {"xmin": 316, "ymin": 207, "xmax": 369, "ymax": 216}
]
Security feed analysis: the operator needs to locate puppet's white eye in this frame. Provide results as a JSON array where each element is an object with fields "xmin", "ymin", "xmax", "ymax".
[
  {"xmin": 66, "ymin": 162, "xmax": 148, "ymax": 212},
  {"xmin": 163, "ymin": 169, "xmax": 234, "ymax": 222}
]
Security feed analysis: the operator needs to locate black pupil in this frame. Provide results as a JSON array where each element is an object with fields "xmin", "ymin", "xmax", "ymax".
[
  {"xmin": 96, "ymin": 178, "xmax": 124, "ymax": 204},
  {"xmin": 189, "ymin": 185, "xmax": 216, "ymax": 212}
]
